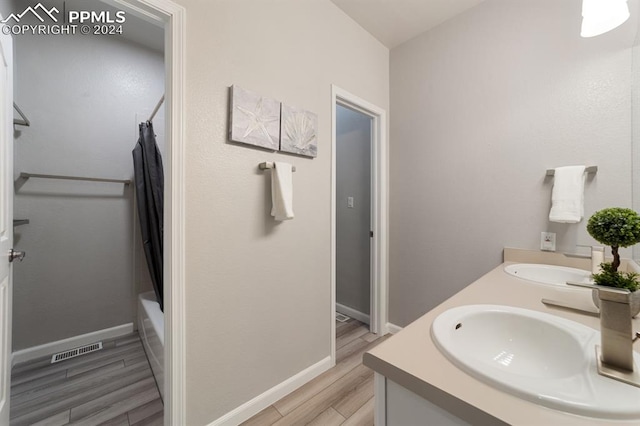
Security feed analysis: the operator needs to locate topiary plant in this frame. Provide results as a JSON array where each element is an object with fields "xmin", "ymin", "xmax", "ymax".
[
  {"xmin": 587, "ymin": 208, "xmax": 640, "ymax": 272},
  {"xmin": 591, "ymin": 262, "xmax": 640, "ymax": 291},
  {"xmin": 587, "ymin": 208, "xmax": 640, "ymax": 291}
]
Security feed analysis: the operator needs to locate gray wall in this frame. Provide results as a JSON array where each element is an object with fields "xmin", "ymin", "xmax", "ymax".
[
  {"xmin": 336, "ymin": 105, "xmax": 371, "ymax": 316},
  {"xmin": 12, "ymin": 24, "xmax": 164, "ymax": 350},
  {"xmin": 389, "ymin": 0, "xmax": 637, "ymax": 327},
  {"xmin": 175, "ymin": 0, "xmax": 389, "ymax": 423}
]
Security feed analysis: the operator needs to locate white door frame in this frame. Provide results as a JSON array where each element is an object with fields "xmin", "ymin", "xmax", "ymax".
[
  {"xmin": 0, "ymin": 12, "xmax": 13, "ymax": 424},
  {"xmin": 105, "ymin": 0, "xmax": 186, "ymax": 424},
  {"xmin": 331, "ymin": 85, "xmax": 388, "ymax": 363}
]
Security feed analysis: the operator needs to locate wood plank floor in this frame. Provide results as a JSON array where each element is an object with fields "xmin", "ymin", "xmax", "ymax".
[
  {"xmin": 242, "ymin": 318, "xmax": 388, "ymax": 426},
  {"xmin": 10, "ymin": 332, "xmax": 163, "ymax": 426}
]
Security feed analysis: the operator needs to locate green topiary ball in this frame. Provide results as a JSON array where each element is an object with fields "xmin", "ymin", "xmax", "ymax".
[{"xmin": 587, "ymin": 208, "xmax": 640, "ymax": 247}]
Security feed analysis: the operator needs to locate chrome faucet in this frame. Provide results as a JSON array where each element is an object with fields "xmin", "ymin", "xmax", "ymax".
[
  {"xmin": 597, "ymin": 285, "xmax": 634, "ymax": 371},
  {"xmin": 567, "ymin": 281, "xmax": 640, "ymax": 387}
]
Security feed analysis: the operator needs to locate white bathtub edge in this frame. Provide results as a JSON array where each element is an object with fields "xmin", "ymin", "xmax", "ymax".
[
  {"xmin": 207, "ymin": 355, "xmax": 332, "ymax": 426},
  {"xmin": 138, "ymin": 291, "xmax": 164, "ymax": 400},
  {"xmin": 139, "ymin": 291, "xmax": 164, "ymax": 346},
  {"xmin": 11, "ymin": 322, "xmax": 134, "ymax": 366}
]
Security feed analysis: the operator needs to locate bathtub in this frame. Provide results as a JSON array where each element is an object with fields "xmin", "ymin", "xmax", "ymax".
[{"xmin": 138, "ymin": 291, "xmax": 164, "ymax": 401}]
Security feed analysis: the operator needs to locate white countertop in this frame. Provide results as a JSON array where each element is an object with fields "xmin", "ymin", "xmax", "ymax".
[{"xmin": 363, "ymin": 248, "xmax": 640, "ymax": 425}]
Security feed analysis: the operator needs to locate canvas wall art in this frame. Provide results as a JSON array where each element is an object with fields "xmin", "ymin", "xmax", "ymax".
[
  {"xmin": 280, "ymin": 104, "xmax": 318, "ymax": 158},
  {"xmin": 229, "ymin": 85, "xmax": 280, "ymax": 150}
]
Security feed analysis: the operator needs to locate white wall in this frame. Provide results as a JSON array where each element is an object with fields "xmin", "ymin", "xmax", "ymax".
[
  {"xmin": 12, "ymin": 27, "xmax": 164, "ymax": 349},
  {"xmin": 336, "ymin": 105, "xmax": 372, "ymax": 316},
  {"xmin": 389, "ymin": 0, "xmax": 637, "ymax": 327},
  {"xmin": 173, "ymin": 0, "xmax": 389, "ymax": 423},
  {"xmin": 633, "ymin": 7, "xmax": 640, "ymax": 262}
]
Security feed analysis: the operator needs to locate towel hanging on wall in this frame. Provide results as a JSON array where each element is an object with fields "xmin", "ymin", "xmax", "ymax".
[
  {"xmin": 549, "ymin": 165, "xmax": 586, "ymax": 223},
  {"xmin": 270, "ymin": 162, "xmax": 294, "ymax": 221}
]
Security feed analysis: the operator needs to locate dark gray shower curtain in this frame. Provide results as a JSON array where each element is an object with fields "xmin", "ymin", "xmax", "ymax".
[{"xmin": 133, "ymin": 121, "xmax": 164, "ymax": 311}]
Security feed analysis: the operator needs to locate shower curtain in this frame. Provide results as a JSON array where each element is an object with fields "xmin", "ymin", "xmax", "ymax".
[{"xmin": 133, "ymin": 121, "xmax": 164, "ymax": 311}]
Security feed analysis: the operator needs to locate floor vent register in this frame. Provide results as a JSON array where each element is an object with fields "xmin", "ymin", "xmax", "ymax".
[
  {"xmin": 336, "ymin": 312, "xmax": 350, "ymax": 322},
  {"xmin": 51, "ymin": 342, "xmax": 103, "ymax": 364}
]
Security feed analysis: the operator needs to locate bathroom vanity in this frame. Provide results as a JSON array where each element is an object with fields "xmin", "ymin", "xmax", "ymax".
[{"xmin": 363, "ymin": 248, "xmax": 640, "ymax": 425}]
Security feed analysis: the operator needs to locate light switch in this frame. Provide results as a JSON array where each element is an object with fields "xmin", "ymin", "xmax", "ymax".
[{"xmin": 347, "ymin": 197, "xmax": 354, "ymax": 208}]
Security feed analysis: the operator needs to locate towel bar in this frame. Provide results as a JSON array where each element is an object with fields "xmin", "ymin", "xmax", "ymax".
[
  {"xmin": 546, "ymin": 166, "xmax": 597, "ymax": 176},
  {"xmin": 259, "ymin": 162, "xmax": 296, "ymax": 172}
]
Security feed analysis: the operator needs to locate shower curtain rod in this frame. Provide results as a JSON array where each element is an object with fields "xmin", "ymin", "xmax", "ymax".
[{"xmin": 148, "ymin": 95, "xmax": 165, "ymax": 122}]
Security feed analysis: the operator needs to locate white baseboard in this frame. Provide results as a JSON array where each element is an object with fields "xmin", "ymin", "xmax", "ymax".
[
  {"xmin": 336, "ymin": 303, "xmax": 370, "ymax": 325},
  {"xmin": 207, "ymin": 356, "xmax": 332, "ymax": 426},
  {"xmin": 386, "ymin": 322, "xmax": 403, "ymax": 334},
  {"xmin": 12, "ymin": 323, "xmax": 134, "ymax": 366}
]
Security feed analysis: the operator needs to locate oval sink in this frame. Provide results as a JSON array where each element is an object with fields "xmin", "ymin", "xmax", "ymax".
[
  {"xmin": 431, "ymin": 305, "xmax": 640, "ymax": 419},
  {"xmin": 504, "ymin": 263, "xmax": 592, "ymax": 287}
]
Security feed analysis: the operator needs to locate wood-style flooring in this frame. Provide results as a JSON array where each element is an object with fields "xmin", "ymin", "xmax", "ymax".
[
  {"xmin": 242, "ymin": 318, "xmax": 388, "ymax": 426},
  {"xmin": 9, "ymin": 332, "xmax": 163, "ymax": 426}
]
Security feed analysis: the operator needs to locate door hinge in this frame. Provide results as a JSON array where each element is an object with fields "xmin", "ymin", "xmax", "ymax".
[{"xmin": 370, "ymin": 230, "xmax": 374, "ymax": 238}]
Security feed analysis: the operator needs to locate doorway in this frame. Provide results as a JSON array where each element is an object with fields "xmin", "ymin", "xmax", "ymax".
[
  {"xmin": 331, "ymin": 86, "xmax": 388, "ymax": 364},
  {"xmin": 0, "ymin": 0, "xmax": 186, "ymax": 423},
  {"xmin": 9, "ymin": 1, "xmax": 165, "ymax": 423},
  {"xmin": 335, "ymin": 105, "xmax": 372, "ymax": 328}
]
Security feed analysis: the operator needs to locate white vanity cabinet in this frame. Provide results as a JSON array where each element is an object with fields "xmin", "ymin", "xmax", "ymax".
[
  {"xmin": 374, "ymin": 373, "xmax": 500, "ymax": 426},
  {"xmin": 364, "ymin": 249, "xmax": 640, "ymax": 426}
]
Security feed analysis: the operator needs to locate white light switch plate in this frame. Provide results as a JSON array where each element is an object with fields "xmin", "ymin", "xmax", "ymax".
[
  {"xmin": 347, "ymin": 197, "xmax": 354, "ymax": 208},
  {"xmin": 541, "ymin": 232, "xmax": 556, "ymax": 251}
]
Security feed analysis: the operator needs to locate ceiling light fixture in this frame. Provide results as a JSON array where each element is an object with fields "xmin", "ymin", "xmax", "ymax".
[{"xmin": 581, "ymin": 0, "xmax": 630, "ymax": 38}]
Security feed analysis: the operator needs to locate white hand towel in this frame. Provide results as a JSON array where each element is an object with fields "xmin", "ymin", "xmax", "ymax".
[
  {"xmin": 549, "ymin": 165, "xmax": 586, "ymax": 223},
  {"xmin": 271, "ymin": 162, "xmax": 294, "ymax": 221}
]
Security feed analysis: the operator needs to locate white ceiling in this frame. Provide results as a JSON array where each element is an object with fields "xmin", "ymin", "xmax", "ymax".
[
  {"xmin": 60, "ymin": 0, "xmax": 488, "ymax": 56},
  {"xmin": 94, "ymin": 0, "xmax": 164, "ymax": 53},
  {"xmin": 330, "ymin": 0, "xmax": 486, "ymax": 48}
]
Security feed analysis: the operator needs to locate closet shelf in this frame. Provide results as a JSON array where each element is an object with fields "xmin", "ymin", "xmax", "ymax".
[
  {"xmin": 13, "ymin": 103, "xmax": 30, "ymax": 127},
  {"xmin": 20, "ymin": 172, "xmax": 131, "ymax": 185}
]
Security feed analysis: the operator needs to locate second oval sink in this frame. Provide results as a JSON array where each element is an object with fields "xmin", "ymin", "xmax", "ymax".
[
  {"xmin": 431, "ymin": 305, "xmax": 640, "ymax": 419},
  {"xmin": 504, "ymin": 263, "xmax": 592, "ymax": 287}
]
